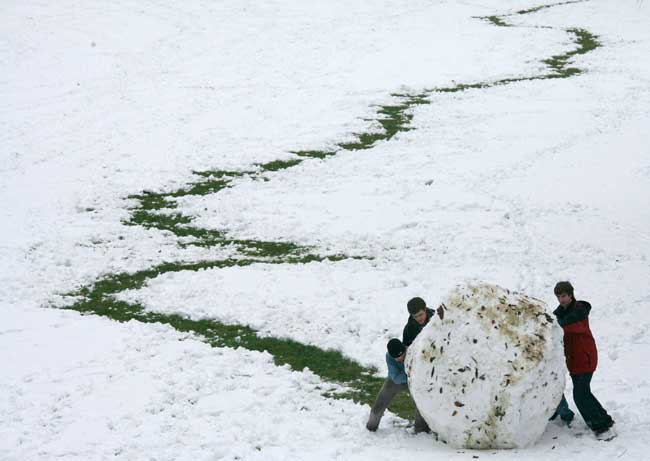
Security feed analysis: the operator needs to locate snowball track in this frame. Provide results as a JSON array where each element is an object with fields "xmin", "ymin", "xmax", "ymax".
[{"xmin": 60, "ymin": 1, "xmax": 601, "ymax": 421}]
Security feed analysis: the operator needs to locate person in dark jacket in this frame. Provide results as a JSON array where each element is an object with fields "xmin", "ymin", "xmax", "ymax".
[
  {"xmin": 402, "ymin": 297, "xmax": 435, "ymax": 347},
  {"xmin": 366, "ymin": 339, "xmax": 429, "ymax": 433},
  {"xmin": 553, "ymin": 281, "xmax": 614, "ymax": 436}
]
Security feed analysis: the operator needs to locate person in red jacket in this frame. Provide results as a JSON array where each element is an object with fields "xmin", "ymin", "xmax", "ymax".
[{"xmin": 553, "ymin": 281, "xmax": 614, "ymax": 436}]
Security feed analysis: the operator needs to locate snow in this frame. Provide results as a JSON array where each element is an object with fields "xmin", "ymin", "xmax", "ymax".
[
  {"xmin": 406, "ymin": 283, "xmax": 565, "ymax": 448},
  {"xmin": 2, "ymin": 0, "xmax": 650, "ymax": 459}
]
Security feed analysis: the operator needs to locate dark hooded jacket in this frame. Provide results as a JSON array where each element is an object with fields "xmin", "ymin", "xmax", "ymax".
[
  {"xmin": 402, "ymin": 308, "xmax": 435, "ymax": 347},
  {"xmin": 553, "ymin": 299, "xmax": 598, "ymax": 375}
]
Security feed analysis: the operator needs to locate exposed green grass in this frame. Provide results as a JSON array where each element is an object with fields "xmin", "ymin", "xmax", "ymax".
[
  {"xmin": 515, "ymin": 0, "xmax": 587, "ymax": 16},
  {"xmin": 192, "ymin": 170, "xmax": 248, "ymax": 179},
  {"xmin": 124, "ymin": 164, "xmax": 325, "ymax": 252},
  {"xmin": 432, "ymin": 25, "xmax": 600, "ymax": 96},
  {"xmin": 484, "ymin": 15, "xmax": 510, "ymax": 27},
  {"xmin": 477, "ymin": 1, "xmax": 597, "ymax": 81},
  {"xmin": 72, "ymin": 255, "xmax": 366, "ymax": 303},
  {"xmin": 258, "ymin": 158, "xmax": 304, "ymax": 172},
  {"xmin": 435, "ymin": 82, "xmax": 491, "ymax": 93},
  {"xmin": 233, "ymin": 239, "xmax": 306, "ymax": 258},
  {"xmin": 124, "ymin": 210, "xmax": 225, "ymax": 243},
  {"xmin": 172, "ymin": 178, "xmax": 231, "ymax": 197},
  {"xmin": 541, "ymin": 28, "xmax": 600, "ymax": 78},
  {"xmin": 377, "ymin": 104, "xmax": 414, "ymax": 136},
  {"xmin": 571, "ymin": 27, "xmax": 601, "ymax": 55},
  {"xmin": 128, "ymin": 210, "xmax": 192, "ymax": 229},
  {"xmin": 58, "ymin": 0, "xmax": 602, "ymax": 428},
  {"xmin": 335, "ymin": 97, "xmax": 425, "ymax": 151},
  {"xmin": 477, "ymin": 0, "xmax": 588, "ymax": 24},
  {"xmin": 122, "ymin": 91, "xmax": 430, "ymax": 238},
  {"xmin": 292, "ymin": 150, "xmax": 339, "ymax": 159},
  {"xmin": 127, "ymin": 192, "xmax": 177, "ymax": 211},
  {"xmin": 403, "ymin": 93, "xmax": 432, "ymax": 105},
  {"xmin": 65, "ymin": 256, "xmax": 414, "ymax": 420}
]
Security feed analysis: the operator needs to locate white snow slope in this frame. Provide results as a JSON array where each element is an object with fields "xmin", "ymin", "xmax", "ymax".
[{"xmin": 2, "ymin": 0, "xmax": 649, "ymax": 459}]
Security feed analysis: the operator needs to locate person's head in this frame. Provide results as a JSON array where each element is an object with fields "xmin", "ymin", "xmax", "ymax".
[
  {"xmin": 387, "ymin": 338, "xmax": 406, "ymax": 362},
  {"xmin": 407, "ymin": 297, "xmax": 428, "ymax": 325},
  {"xmin": 554, "ymin": 281, "xmax": 574, "ymax": 307}
]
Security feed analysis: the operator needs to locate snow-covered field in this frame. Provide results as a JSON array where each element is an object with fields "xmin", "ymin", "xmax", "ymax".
[{"xmin": 2, "ymin": 0, "xmax": 649, "ymax": 459}]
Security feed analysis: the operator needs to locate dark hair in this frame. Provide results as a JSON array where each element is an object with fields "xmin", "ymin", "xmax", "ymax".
[
  {"xmin": 407, "ymin": 297, "xmax": 427, "ymax": 315},
  {"xmin": 387, "ymin": 338, "xmax": 406, "ymax": 358},
  {"xmin": 554, "ymin": 281, "xmax": 574, "ymax": 297}
]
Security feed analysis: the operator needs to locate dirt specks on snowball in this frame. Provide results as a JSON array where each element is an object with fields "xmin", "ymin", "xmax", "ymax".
[{"xmin": 406, "ymin": 282, "xmax": 565, "ymax": 449}]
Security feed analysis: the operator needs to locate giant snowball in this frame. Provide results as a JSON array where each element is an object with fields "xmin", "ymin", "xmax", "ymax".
[{"xmin": 405, "ymin": 283, "xmax": 565, "ymax": 449}]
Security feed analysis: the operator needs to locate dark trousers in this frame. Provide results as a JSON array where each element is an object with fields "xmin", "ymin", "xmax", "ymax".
[
  {"xmin": 366, "ymin": 378, "xmax": 429, "ymax": 433},
  {"xmin": 571, "ymin": 372, "xmax": 613, "ymax": 432},
  {"xmin": 550, "ymin": 394, "xmax": 574, "ymax": 422}
]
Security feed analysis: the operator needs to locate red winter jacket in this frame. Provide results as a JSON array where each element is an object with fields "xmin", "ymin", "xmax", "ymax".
[{"xmin": 553, "ymin": 300, "xmax": 598, "ymax": 375}]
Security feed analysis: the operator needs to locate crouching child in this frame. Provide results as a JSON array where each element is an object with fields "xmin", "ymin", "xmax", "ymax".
[{"xmin": 366, "ymin": 338, "xmax": 429, "ymax": 433}]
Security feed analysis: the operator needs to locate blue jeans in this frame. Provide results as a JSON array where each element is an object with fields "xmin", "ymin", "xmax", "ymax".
[
  {"xmin": 571, "ymin": 372, "xmax": 614, "ymax": 432},
  {"xmin": 550, "ymin": 394, "xmax": 574, "ymax": 422}
]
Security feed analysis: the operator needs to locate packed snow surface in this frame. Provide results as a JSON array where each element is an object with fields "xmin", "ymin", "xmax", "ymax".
[
  {"xmin": 2, "ymin": 0, "xmax": 650, "ymax": 460},
  {"xmin": 406, "ymin": 283, "xmax": 565, "ymax": 449}
]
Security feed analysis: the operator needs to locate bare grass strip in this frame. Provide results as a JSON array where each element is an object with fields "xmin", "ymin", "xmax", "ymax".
[{"xmin": 61, "ymin": 1, "xmax": 601, "ymax": 425}]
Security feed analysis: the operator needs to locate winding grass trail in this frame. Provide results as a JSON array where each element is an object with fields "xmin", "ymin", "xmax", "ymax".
[{"xmin": 60, "ymin": 1, "xmax": 600, "ymax": 421}]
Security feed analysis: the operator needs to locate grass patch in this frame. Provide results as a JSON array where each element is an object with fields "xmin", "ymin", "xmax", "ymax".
[
  {"xmin": 483, "ymin": 15, "xmax": 510, "ymax": 27},
  {"xmin": 192, "ymin": 170, "xmax": 248, "ymax": 179},
  {"xmin": 258, "ymin": 158, "xmax": 304, "ymax": 172},
  {"xmin": 569, "ymin": 27, "xmax": 601, "ymax": 55},
  {"xmin": 123, "ymin": 166, "xmax": 335, "ymax": 252},
  {"xmin": 541, "ymin": 28, "xmax": 600, "ymax": 78},
  {"xmin": 515, "ymin": 0, "xmax": 587, "ymax": 16},
  {"xmin": 292, "ymin": 150, "xmax": 339, "ymax": 159},
  {"xmin": 234, "ymin": 239, "xmax": 306, "ymax": 258},
  {"xmin": 72, "ymin": 254, "xmax": 364, "ymax": 303},
  {"xmin": 121, "ymin": 8, "xmax": 600, "ymax": 250},
  {"xmin": 435, "ymin": 82, "xmax": 491, "ymax": 93},
  {"xmin": 377, "ymin": 104, "xmax": 414, "ymax": 136},
  {"xmin": 402, "ymin": 93, "xmax": 432, "ymax": 105},
  {"xmin": 338, "ymin": 133, "xmax": 384, "ymax": 151},
  {"xmin": 172, "ymin": 179, "xmax": 231, "ymax": 197},
  {"xmin": 127, "ymin": 192, "xmax": 177, "ymax": 211},
  {"xmin": 65, "ymin": 252, "xmax": 412, "ymax": 419},
  {"xmin": 59, "ymin": 0, "xmax": 603, "ymax": 428},
  {"xmin": 128, "ymin": 210, "xmax": 192, "ymax": 229},
  {"xmin": 335, "ymin": 96, "xmax": 427, "ymax": 151},
  {"xmin": 432, "ymin": 25, "xmax": 601, "ymax": 95}
]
